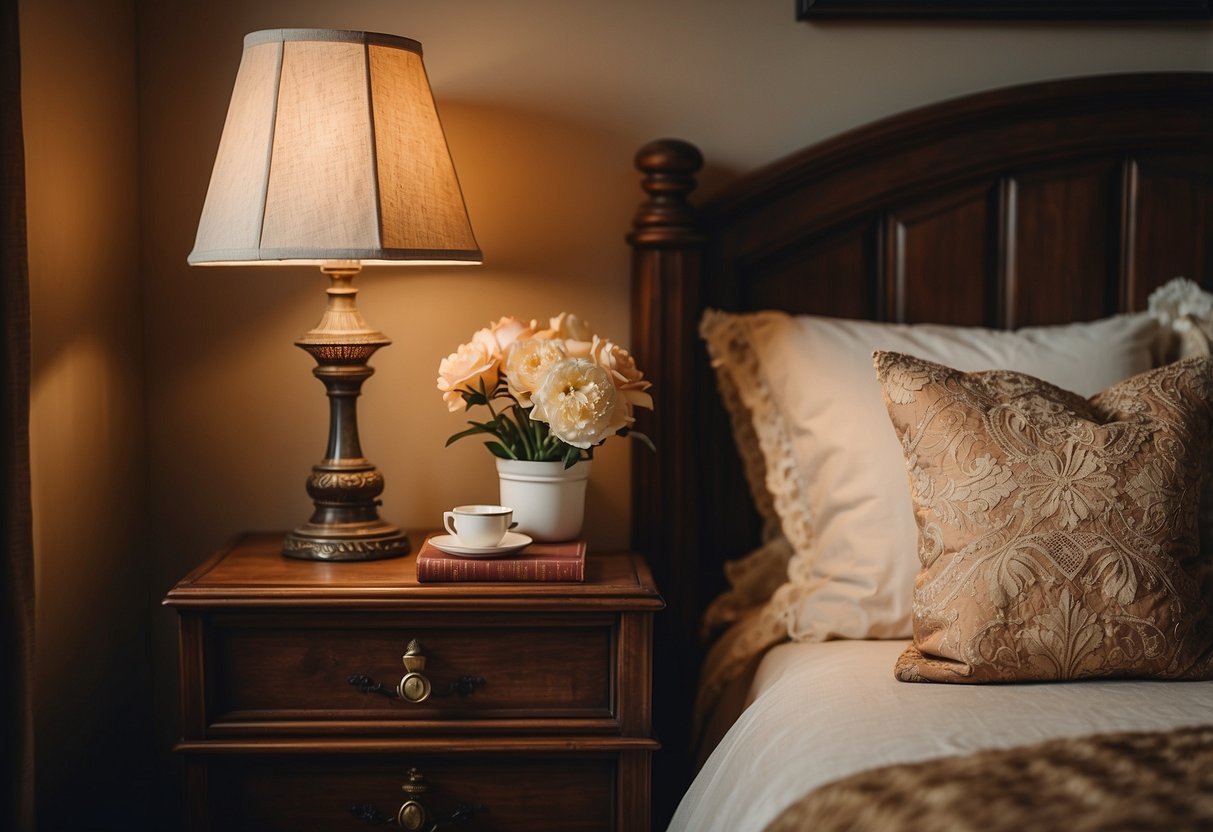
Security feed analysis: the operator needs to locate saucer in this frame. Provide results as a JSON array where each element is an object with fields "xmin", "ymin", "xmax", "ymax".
[{"xmin": 427, "ymin": 532, "xmax": 533, "ymax": 558}]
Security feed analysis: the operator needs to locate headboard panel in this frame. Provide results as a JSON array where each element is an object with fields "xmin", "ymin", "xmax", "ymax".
[
  {"xmin": 630, "ymin": 72, "xmax": 1213, "ymax": 822},
  {"xmin": 708, "ymin": 75, "xmax": 1212, "ymax": 327}
]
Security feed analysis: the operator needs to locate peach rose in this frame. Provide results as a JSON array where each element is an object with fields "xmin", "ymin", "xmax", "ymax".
[
  {"xmin": 535, "ymin": 312, "xmax": 594, "ymax": 342},
  {"xmin": 436, "ymin": 339, "xmax": 499, "ymax": 412},
  {"xmin": 478, "ymin": 316, "xmax": 536, "ymax": 358},
  {"xmin": 588, "ymin": 337, "xmax": 653, "ymax": 423}
]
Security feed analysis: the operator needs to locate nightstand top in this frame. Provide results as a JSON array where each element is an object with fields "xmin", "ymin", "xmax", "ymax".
[{"xmin": 163, "ymin": 532, "xmax": 664, "ymax": 611}]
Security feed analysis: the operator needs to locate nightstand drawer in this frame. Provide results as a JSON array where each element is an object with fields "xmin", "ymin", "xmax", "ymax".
[
  {"xmin": 197, "ymin": 752, "xmax": 618, "ymax": 831},
  {"xmin": 202, "ymin": 611, "xmax": 618, "ymax": 734}
]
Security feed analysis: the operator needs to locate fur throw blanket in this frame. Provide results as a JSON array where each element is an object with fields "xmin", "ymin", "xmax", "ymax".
[{"xmin": 765, "ymin": 725, "xmax": 1213, "ymax": 831}]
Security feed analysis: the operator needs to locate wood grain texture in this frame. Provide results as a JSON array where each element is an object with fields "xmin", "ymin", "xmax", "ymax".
[
  {"xmin": 163, "ymin": 532, "xmax": 662, "ymax": 611},
  {"xmin": 204, "ymin": 754, "xmax": 618, "ymax": 831},
  {"xmin": 209, "ymin": 615, "xmax": 613, "ymax": 723},
  {"xmin": 627, "ymin": 72, "xmax": 1213, "ymax": 827},
  {"xmin": 166, "ymin": 534, "xmax": 661, "ymax": 830}
]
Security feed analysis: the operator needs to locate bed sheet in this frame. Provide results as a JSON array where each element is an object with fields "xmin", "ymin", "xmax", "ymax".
[{"xmin": 668, "ymin": 639, "xmax": 1213, "ymax": 832}]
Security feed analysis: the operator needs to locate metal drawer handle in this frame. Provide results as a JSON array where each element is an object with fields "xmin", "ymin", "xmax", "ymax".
[
  {"xmin": 347, "ymin": 640, "xmax": 485, "ymax": 703},
  {"xmin": 351, "ymin": 768, "xmax": 484, "ymax": 829},
  {"xmin": 397, "ymin": 640, "xmax": 432, "ymax": 703}
]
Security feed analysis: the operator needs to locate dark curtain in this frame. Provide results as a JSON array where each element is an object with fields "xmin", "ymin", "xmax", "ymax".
[{"xmin": 2, "ymin": 1, "xmax": 35, "ymax": 830}]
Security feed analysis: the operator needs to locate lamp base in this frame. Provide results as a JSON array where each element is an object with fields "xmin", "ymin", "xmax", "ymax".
[
  {"xmin": 281, "ymin": 438, "xmax": 411, "ymax": 562},
  {"xmin": 281, "ymin": 263, "xmax": 411, "ymax": 563},
  {"xmin": 283, "ymin": 520, "xmax": 410, "ymax": 562}
]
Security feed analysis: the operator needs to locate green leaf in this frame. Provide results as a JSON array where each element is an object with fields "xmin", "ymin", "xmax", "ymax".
[
  {"xmin": 485, "ymin": 441, "xmax": 517, "ymax": 459},
  {"xmin": 562, "ymin": 445, "xmax": 582, "ymax": 469},
  {"xmin": 445, "ymin": 423, "xmax": 496, "ymax": 447},
  {"xmin": 461, "ymin": 393, "xmax": 485, "ymax": 408},
  {"xmin": 629, "ymin": 431, "xmax": 657, "ymax": 453}
]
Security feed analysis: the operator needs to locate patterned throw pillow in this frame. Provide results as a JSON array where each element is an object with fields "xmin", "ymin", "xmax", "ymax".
[{"xmin": 875, "ymin": 351, "xmax": 1213, "ymax": 683}]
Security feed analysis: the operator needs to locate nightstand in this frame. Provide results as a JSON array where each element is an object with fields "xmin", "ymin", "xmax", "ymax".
[{"xmin": 163, "ymin": 532, "xmax": 663, "ymax": 831}]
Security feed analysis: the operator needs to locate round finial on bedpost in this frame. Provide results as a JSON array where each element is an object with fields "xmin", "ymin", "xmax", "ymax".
[{"xmin": 629, "ymin": 138, "xmax": 705, "ymax": 246}]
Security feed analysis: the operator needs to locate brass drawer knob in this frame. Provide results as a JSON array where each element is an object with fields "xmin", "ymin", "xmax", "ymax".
[
  {"xmin": 350, "ymin": 768, "xmax": 485, "ymax": 828},
  {"xmin": 397, "ymin": 641, "xmax": 432, "ymax": 703},
  {"xmin": 347, "ymin": 639, "xmax": 486, "ymax": 703},
  {"xmin": 396, "ymin": 768, "xmax": 429, "ymax": 831}
]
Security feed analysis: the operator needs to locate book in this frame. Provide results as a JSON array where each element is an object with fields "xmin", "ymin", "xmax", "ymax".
[{"xmin": 415, "ymin": 537, "xmax": 586, "ymax": 583}]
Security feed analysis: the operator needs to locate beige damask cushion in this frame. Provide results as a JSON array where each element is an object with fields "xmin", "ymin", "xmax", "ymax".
[{"xmin": 876, "ymin": 351, "xmax": 1213, "ymax": 683}]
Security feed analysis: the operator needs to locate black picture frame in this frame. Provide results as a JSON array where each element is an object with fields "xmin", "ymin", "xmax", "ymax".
[{"xmin": 797, "ymin": 0, "xmax": 1213, "ymax": 19}]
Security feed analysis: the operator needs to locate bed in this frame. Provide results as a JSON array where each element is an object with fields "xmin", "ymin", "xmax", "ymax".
[{"xmin": 625, "ymin": 72, "xmax": 1213, "ymax": 830}]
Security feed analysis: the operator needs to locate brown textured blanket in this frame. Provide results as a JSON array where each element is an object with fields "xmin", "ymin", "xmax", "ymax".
[{"xmin": 764, "ymin": 725, "xmax": 1213, "ymax": 832}]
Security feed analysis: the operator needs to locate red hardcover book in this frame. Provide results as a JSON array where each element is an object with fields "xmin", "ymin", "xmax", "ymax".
[{"xmin": 415, "ymin": 537, "xmax": 586, "ymax": 583}]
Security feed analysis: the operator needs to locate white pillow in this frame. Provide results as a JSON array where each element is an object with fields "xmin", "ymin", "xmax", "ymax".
[{"xmin": 700, "ymin": 309, "xmax": 1161, "ymax": 642}]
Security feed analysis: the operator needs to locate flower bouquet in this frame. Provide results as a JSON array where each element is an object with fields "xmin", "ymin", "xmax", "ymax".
[{"xmin": 437, "ymin": 313, "xmax": 654, "ymax": 467}]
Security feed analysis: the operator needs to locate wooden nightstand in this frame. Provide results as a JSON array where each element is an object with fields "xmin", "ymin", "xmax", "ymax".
[{"xmin": 163, "ymin": 532, "xmax": 663, "ymax": 831}]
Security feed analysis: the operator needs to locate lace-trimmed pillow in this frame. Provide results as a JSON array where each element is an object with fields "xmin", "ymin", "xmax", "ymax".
[
  {"xmin": 876, "ymin": 351, "xmax": 1213, "ymax": 683},
  {"xmin": 699, "ymin": 310, "xmax": 1161, "ymax": 643}
]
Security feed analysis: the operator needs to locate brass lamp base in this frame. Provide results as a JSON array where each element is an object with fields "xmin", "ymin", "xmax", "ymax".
[
  {"xmin": 284, "ymin": 520, "xmax": 410, "ymax": 562},
  {"xmin": 283, "ymin": 263, "xmax": 411, "ymax": 562}
]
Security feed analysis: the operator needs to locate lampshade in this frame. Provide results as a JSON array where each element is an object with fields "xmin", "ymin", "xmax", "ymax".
[{"xmin": 189, "ymin": 28, "xmax": 481, "ymax": 266}]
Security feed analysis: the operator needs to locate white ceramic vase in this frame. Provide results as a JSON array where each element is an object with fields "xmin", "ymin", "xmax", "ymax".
[{"xmin": 496, "ymin": 458, "xmax": 591, "ymax": 542}]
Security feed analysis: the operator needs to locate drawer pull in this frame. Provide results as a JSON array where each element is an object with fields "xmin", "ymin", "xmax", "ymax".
[
  {"xmin": 350, "ymin": 768, "xmax": 484, "ymax": 829},
  {"xmin": 347, "ymin": 675, "xmax": 395, "ymax": 697},
  {"xmin": 398, "ymin": 640, "xmax": 432, "ymax": 703},
  {"xmin": 347, "ymin": 640, "xmax": 486, "ymax": 704},
  {"xmin": 441, "ymin": 676, "xmax": 486, "ymax": 698},
  {"xmin": 346, "ymin": 673, "xmax": 485, "ymax": 701}
]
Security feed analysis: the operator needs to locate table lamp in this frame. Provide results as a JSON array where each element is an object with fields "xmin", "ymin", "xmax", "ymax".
[{"xmin": 189, "ymin": 29, "xmax": 481, "ymax": 561}]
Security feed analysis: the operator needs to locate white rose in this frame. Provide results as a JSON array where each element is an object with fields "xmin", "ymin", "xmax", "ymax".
[
  {"xmin": 529, "ymin": 358, "xmax": 626, "ymax": 449},
  {"xmin": 436, "ymin": 340, "xmax": 498, "ymax": 412},
  {"xmin": 504, "ymin": 338, "xmax": 567, "ymax": 406}
]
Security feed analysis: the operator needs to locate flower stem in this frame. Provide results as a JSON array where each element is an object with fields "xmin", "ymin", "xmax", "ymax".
[{"xmin": 511, "ymin": 405, "xmax": 536, "ymax": 458}]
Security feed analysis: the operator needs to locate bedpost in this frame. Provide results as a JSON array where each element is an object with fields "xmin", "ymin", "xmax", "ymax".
[
  {"xmin": 628, "ymin": 138, "xmax": 705, "ymax": 600},
  {"xmin": 628, "ymin": 138, "xmax": 706, "ymax": 825}
]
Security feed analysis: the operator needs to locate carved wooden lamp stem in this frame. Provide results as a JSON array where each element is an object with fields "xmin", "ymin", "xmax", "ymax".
[{"xmin": 283, "ymin": 264, "xmax": 410, "ymax": 561}]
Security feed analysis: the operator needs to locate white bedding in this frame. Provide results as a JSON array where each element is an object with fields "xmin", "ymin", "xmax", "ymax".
[{"xmin": 668, "ymin": 639, "xmax": 1213, "ymax": 832}]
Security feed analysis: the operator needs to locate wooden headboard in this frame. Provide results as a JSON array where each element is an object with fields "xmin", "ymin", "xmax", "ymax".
[{"xmin": 628, "ymin": 71, "xmax": 1213, "ymax": 820}]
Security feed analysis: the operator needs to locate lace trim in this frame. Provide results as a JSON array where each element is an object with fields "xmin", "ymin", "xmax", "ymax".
[
  {"xmin": 701, "ymin": 536, "xmax": 795, "ymax": 637},
  {"xmin": 700, "ymin": 310, "xmax": 817, "ymax": 556},
  {"xmin": 695, "ymin": 311, "xmax": 835, "ymax": 723},
  {"xmin": 701, "ymin": 310, "xmax": 782, "ymax": 542},
  {"xmin": 1149, "ymin": 277, "xmax": 1213, "ymax": 331},
  {"xmin": 1149, "ymin": 277, "xmax": 1213, "ymax": 363}
]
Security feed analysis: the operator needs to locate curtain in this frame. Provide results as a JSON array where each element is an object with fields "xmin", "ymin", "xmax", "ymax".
[{"xmin": 2, "ymin": 0, "xmax": 35, "ymax": 829}]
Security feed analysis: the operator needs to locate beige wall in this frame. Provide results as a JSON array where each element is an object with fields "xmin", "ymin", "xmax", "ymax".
[
  {"xmin": 19, "ymin": 0, "xmax": 1212, "ymax": 825},
  {"xmin": 137, "ymin": 2, "xmax": 1213, "ymax": 570},
  {"xmin": 20, "ymin": 0, "xmax": 150, "ymax": 825}
]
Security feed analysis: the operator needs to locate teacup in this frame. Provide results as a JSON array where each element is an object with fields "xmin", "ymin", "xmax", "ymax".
[{"xmin": 442, "ymin": 504, "xmax": 513, "ymax": 549}]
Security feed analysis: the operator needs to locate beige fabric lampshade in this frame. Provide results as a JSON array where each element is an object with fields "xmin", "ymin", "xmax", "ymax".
[{"xmin": 189, "ymin": 29, "xmax": 481, "ymax": 266}]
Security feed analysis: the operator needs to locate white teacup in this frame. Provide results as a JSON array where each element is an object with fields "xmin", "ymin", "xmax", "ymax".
[{"xmin": 442, "ymin": 505, "xmax": 513, "ymax": 549}]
